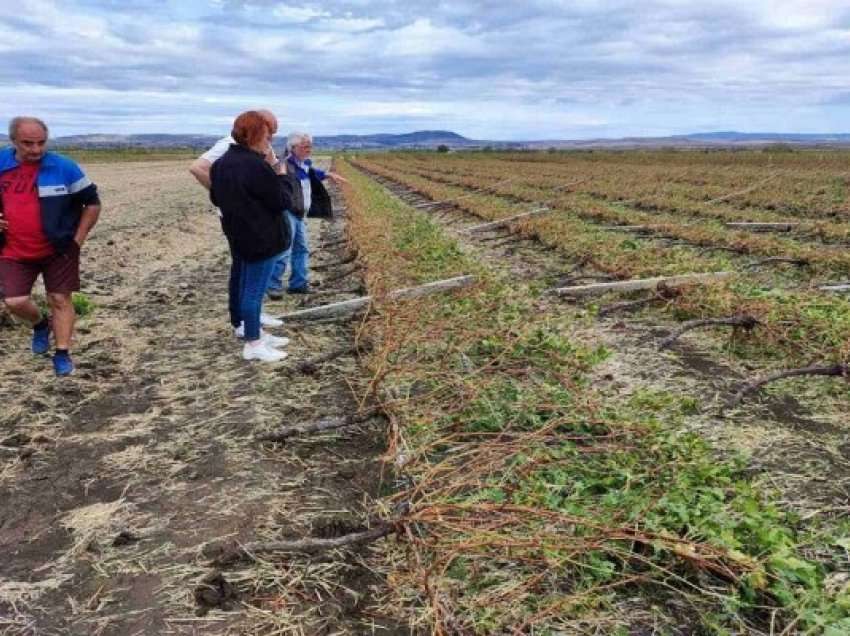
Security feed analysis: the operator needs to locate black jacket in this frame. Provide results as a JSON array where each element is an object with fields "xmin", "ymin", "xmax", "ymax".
[
  {"xmin": 210, "ymin": 144, "xmax": 293, "ymax": 261},
  {"xmin": 285, "ymin": 159, "xmax": 333, "ymax": 220}
]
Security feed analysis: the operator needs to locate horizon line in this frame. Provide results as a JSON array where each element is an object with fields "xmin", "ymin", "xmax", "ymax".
[{"xmin": 4, "ymin": 129, "xmax": 850, "ymax": 143}]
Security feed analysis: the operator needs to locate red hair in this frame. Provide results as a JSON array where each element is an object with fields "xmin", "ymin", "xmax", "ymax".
[{"xmin": 231, "ymin": 111, "xmax": 269, "ymax": 148}]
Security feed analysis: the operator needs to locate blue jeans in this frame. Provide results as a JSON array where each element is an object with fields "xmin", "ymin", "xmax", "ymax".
[
  {"xmin": 268, "ymin": 211, "xmax": 309, "ymax": 292},
  {"xmin": 228, "ymin": 254, "xmax": 243, "ymax": 329},
  {"xmin": 227, "ymin": 240, "xmax": 242, "ymax": 328},
  {"xmin": 267, "ymin": 212, "xmax": 294, "ymax": 293},
  {"xmin": 230, "ymin": 254, "xmax": 277, "ymax": 340}
]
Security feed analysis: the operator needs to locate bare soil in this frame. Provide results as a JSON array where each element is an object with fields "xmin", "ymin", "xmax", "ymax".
[{"xmin": 0, "ymin": 160, "xmax": 400, "ymax": 635}]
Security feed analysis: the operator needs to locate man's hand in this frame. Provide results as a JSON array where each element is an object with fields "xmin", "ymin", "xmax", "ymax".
[
  {"xmin": 0, "ymin": 213, "xmax": 7, "ymax": 233},
  {"xmin": 325, "ymin": 171, "xmax": 349, "ymax": 185},
  {"xmin": 74, "ymin": 204, "xmax": 101, "ymax": 248}
]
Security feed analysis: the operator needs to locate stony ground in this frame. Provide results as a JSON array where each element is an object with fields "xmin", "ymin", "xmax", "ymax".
[{"xmin": 0, "ymin": 160, "xmax": 399, "ymax": 635}]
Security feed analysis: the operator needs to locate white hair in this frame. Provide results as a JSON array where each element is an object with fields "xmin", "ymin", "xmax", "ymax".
[
  {"xmin": 286, "ymin": 131, "xmax": 312, "ymax": 152},
  {"xmin": 9, "ymin": 116, "xmax": 48, "ymax": 140}
]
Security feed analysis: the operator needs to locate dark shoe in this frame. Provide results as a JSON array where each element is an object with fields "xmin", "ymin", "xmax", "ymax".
[
  {"xmin": 286, "ymin": 286, "xmax": 312, "ymax": 295},
  {"xmin": 267, "ymin": 289, "xmax": 284, "ymax": 301},
  {"xmin": 52, "ymin": 351, "xmax": 75, "ymax": 376},
  {"xmin": 32, "ymin": 322, "xmax": 50, "ymax": 355}
]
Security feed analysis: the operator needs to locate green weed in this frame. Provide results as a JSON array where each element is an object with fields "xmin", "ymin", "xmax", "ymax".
[{"xmin": 72, "ymin": 292, "xmax": 95, "ymax": 316}]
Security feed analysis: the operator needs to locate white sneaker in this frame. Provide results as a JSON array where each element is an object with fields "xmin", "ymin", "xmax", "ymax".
[
  {"xmin": 234, "ymin": 324, "xmax": 290, "ymax": 347},
  {"xmin": 242, "ymin": 341, "xmax": 288, "ymax": 362},
  {"xmin": 260, "ymin": 313, "xmax": 283, "ymax": 328},
  {"xmin": 262, "ymin": 332, "xmax": 290, "ymax": 348}
]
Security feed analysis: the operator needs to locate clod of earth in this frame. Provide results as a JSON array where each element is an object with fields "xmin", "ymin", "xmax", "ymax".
[
  {"xmin": 112, "ymin": 530, "xmax": 140, "ymax": 547},
  {"xmin": 1, "ymin": 433, "xmax": 31, "ymax": 447},
  {"xmin": 193, "ymin": 570, "xmax": 238, "ymax": 615},
  {"xmin": 312, "ymin": 253, "xmax": 358, "ymax": 271}
]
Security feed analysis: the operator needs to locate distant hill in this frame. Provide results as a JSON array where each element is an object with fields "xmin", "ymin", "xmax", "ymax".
[
  {"xmin": 35, "ymin": 129, "xmax": 488, "ymax": 151},
  {"xmin": 314, "ymin": 130, "xmax": 483, "ymax": 149},
  {"xmin": 2, "ymin": 130, "xmax": 850, "ymax": 151},
  {"xmin": 52, "ymin": 133, "xmax": 220, "ymax": 149},
  {"xmin": 681, "ymin": 131, "xmax": 850, "ymax": 143},
  {"xmin": 527, "ymin": 131, "xmax": 850, "ymax": 150}
]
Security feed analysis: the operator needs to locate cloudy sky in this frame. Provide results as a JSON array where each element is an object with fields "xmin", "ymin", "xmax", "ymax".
[{"xmin": 5, "ymin": 0, "xmax": 850, "ymax": 139}]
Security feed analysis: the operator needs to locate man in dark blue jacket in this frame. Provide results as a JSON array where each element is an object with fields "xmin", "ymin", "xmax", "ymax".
[{"xmin": 0, "ymin": 117, "xmax": 101, "ymax": 376}]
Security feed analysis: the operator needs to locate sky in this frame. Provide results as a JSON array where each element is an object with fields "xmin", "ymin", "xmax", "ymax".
[{"xmin": 4, "ymin": 0, "xmax": 850, "ymax": 140}]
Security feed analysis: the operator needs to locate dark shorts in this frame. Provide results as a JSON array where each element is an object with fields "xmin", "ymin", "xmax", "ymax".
[{"xmin": 0, "ymin": 244, "xmax": 81, "ymax": 298}]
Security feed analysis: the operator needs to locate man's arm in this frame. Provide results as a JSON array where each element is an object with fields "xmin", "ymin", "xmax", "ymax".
[
  {"xmin": 311, "ymin": 166, "xmax": 348, "ymax": 185},
  {"xmin": 74, "ymin": 204, "xmax": 101, "ymax": 247},
  {"xmin": 189, "ymin": 157, "xmax": 213, "ymax": 190},
  {"xmin": 67, "ymin": 164, "xmax": 101, "ymax": 246},
  {"xmin": 324, "ymin": 171, "xmax": 349, "ymax": 185},
  {"xmin": 190, "ymin": 137, "xmax": 232, "ymax": 190}
]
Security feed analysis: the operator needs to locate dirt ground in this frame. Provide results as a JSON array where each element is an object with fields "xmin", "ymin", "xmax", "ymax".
[
  {"xmin": 365, "ymin": 169, "xmax": 850, "ymax": 520},
  {"xmin": 0, "ymin": 160, "xmax": 399, "ymax": 635},
  {"xmin": 3, "ymin": 158, "xmax": 848, "ymax": 635}
]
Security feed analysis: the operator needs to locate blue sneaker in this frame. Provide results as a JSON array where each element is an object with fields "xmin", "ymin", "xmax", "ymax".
[
  {"xmin": 32, "ymin": 322, "xmax": 50, "ymax": 355},
  {"xmin": 52, "ymin": 351, "xmax": 75, "ymax": 376}
]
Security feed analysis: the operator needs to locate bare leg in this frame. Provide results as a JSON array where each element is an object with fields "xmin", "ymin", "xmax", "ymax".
[
  {"xmin": 47, "ymin": 293, "xmax": 74, "ymax": 349},
  {"xmin": 4, "ymin": 296, "xmax": 42, "ymax": 325}
]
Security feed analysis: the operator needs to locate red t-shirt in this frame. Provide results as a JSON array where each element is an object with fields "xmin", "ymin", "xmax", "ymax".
[{"xmin": 0, "ymin": 162, "xmax": 54, "ymax": 260}]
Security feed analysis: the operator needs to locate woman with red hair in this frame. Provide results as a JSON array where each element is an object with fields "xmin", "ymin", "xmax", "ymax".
[{"xmin": 210, "ymin": 111, "xmax": 293, "ymax": 362}]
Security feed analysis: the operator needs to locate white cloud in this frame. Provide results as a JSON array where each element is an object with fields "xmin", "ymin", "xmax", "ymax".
[
  {"xmin": 323, "ymin": 16, "xmax": 385, "ymax": 32},
  {"xmin": 3, "ymin": 0, "xmax": 850, "ymax": 138},
  {"xmin": 345, "ymin": 101, "xmax": 436, "ymax": 117},
  {"xmin": 747, "ymin": 0, "xmax": 844, "ymax": 31},
  {"xmin": 271, "ymin": 4, "xmax": 328, "ymax": 23},
  {"xmin": 384, "ymin": 18, "xmax": 485, "ymax": 57}
]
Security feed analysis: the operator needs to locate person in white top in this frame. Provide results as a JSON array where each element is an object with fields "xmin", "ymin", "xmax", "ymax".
[
  {"xmin": 189, "ymin": 109, "xmax": 289, "ymax": 338},
  {"xmin": 189, "ymin": 109, "xmax": 282, "ymax": 189}
]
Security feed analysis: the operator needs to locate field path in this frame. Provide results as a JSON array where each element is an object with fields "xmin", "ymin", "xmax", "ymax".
[{"xmin": 1, "ymin": 160, "xmax": 395, "ymax": 635}]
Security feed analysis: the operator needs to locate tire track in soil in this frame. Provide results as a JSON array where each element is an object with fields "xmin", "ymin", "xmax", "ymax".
[
  {"xmin": 351, "ymin": 164, "xmax": 850, "ymax": 517},
  {"xmin": 1, "ymin": 161, "xmax": 398, "ymax": 635}
]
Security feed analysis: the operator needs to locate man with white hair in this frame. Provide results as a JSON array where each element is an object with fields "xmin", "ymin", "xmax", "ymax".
[
  {"xmin": 189, "ymin": 109, "xmax": 286, "ymax": 330},
  {"xmin": 0, "ymin": 116, "xmax": 101, "ymax": 376},
  {"xmin": 268, "ymin": 131, "xmax": 347, "ymax": 296}
]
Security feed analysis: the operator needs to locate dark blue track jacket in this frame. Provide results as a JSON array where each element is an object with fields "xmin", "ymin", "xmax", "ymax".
[{"xmin": 0, "ymin": 147, "xmax": 100, "ymax": 253}]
